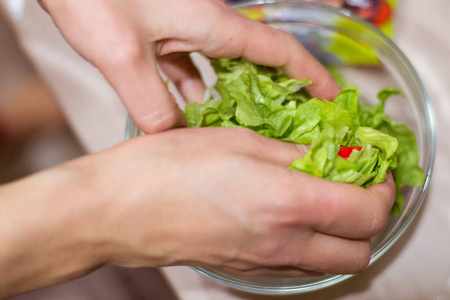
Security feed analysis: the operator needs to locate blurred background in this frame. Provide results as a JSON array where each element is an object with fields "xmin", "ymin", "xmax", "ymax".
[{"xmin": 0, "ymin": 6, "xmax": 84, "ymax": 184}]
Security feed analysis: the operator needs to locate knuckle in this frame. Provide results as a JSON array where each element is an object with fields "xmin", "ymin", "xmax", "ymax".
[
  {"xmin": 232, "ymin": 127, "xmax": 259, "ymax": 139},
  {"xmin": 282, "ymin": 33, "xmax": 303, "ymax": 66},
  {"xmin": 266, "ymin": 185, "xmax": 329, "ymax": 229},
  {"xmin": 102, "ymin": 35, "xmax": 145, "ymax": 68},
  {"xmin": 265, "ymin": 189, "xmax": 302, "ymax": 226},
  {"xmin": 309, "ymin": 193, "xmax": 338, "ymax": 229},
  {"xmin": 285, "ymin": 31, "xmax": 301, "ymax": 49}
]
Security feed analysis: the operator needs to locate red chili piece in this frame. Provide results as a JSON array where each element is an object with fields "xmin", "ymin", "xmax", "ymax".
[{"xmin": 338, "ymin": 146, "xmax": 362, "ymax": 160}]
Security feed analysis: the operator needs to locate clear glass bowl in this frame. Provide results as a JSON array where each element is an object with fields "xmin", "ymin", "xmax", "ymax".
[{"xmin": 125, "ymin": 0, "xmax": 436, "ymax": 295}]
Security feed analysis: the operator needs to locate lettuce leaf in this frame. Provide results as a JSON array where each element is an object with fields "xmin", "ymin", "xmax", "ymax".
[{"xmin": 184, "ymin": 58, "xmax": 424, "ymax": 215}]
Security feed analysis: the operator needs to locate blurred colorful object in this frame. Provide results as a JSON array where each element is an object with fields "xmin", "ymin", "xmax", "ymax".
[
  {"xmin": 224, "ymin": 0, "xmax": 398, "ymax": 66},
  {"xmin": 225, "ymin": 0, "xmax": 397, "ymax": 36},
  {"xmin": 343, "ymin": 0, "xmax": 397, "ymax": 36}
]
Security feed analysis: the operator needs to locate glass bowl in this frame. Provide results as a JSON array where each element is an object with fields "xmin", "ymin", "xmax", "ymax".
[{"xmin": 125, "ymin": 0, "xmax": 436, "ymax": 295}]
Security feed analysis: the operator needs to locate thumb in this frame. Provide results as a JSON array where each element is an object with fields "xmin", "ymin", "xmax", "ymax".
[{"xmin": 101, "ymin": 49, "xmax": 186, "ymax": 134}]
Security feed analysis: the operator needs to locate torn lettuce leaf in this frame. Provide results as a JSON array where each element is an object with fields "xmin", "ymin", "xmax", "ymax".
[{"xmin": 184, "ymin": 58, "xmax": 424, "ymax": 215}]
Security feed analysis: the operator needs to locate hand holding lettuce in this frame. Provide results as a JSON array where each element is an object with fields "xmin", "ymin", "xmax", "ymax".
[{"xmin": 184, "ymin": 58, "xmax": 424, "ymax": 215}]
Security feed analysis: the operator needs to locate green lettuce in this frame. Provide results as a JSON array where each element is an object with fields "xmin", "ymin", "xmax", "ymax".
[{"xmin": 184, "ymin": 58, "xmax": 424, "ymax": 215}]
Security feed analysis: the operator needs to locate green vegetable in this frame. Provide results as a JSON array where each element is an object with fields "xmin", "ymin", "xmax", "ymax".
[{"xmin": 184, "ymin": 58, "xmax": 424, "ymax": 215}]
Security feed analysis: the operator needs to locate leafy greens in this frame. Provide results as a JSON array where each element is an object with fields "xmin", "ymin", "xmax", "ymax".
[{"xmin": 184, "ymin": 58, "xmax": 424, "ymax": 215}]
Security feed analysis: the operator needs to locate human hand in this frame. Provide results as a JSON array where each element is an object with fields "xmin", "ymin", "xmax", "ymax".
[
  {"xmin": 38, "ymin": 0, "xmax": 340, "ymax": 134},
  {"xmin": 74, "ymin": 127, "xmax": 394, "ymax": 277},
  {"xmin": 0, "ymin": 127, "xmax": 395, "ymax": 297}
]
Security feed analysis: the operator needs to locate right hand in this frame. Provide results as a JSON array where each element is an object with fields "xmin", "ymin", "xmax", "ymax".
[
  {"xmin": 38, "ymin": 0, "xmax": 340, "ymax": 134},
  {"xmin": 77, "ymin": 127, "xmax": 395, "ymax": 277}
]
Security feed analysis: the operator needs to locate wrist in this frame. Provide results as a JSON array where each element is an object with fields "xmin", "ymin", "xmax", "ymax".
[
  {"xmin": 0, "ymin": 159, "xmax": 107, "ymax": 298},
  {"xmin": 79, "ymin": 146, "xmax": 181, "ymax": 269}
]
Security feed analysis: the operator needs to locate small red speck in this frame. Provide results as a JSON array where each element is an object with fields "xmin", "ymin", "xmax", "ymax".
[{"xmin": 338, "ymin": 146, "xmax": 362, "ymax": 160}]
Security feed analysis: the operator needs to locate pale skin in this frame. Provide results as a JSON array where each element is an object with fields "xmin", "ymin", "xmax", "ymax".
[
  {"xmin": 37, "ymin": 0, "xmax": 340, "ymax": 133},
  {"xmin": 0, "ymin": 0, "xmax": 395, "ymax": 298}
]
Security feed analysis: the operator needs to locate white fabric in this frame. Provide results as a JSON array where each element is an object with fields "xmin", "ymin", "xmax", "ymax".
[{"xmin": 3, "ymin": 0, "xmax": 450, "ymax": 299}]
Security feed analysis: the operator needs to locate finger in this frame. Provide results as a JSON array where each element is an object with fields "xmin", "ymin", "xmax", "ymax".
[
  {"xmin": 197, "ymin": 2, "xmax": 341, "ymax": 100},
  {"xmin": 220, "ymin": 128, "xmax": 395, "ymax": 239},
  {"xmin": 231, "ymin": 129, "xmax": 310, "ymax": 167},
  {"xmin": 153, "ymin": 1, "xmax": 339, "ymax": 99},
  {"xmin": 190, "ymin": 128, "xmax": 395, "ymax": 240},
  {"xmin": 300, "ymin": 232, "xmax": 372, "ymax": 274},
  {"xmin": 240, "ymin": 26, "xmax": 340, "ymax": 100},
  {"xmin": 40, "ymin": 0, "xmax": 187, "ymax": 134},
  {"xmin": 188, "ymin": 127, "xmax": 309, "ymax": 166},
  {"xmin": 289, "ymin": 172, "xmax": 396, "ymax": 239},
  {"xmin": 253, "ymin": 140, "xmax": 310, "ymax": 168},
  {"xmin": 158, "ymin": 53, "xmax": 206, "ymax": 103},
  {"xmin": 100, "ymin": 48, "xmax": 187, "ymax": 134}
]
